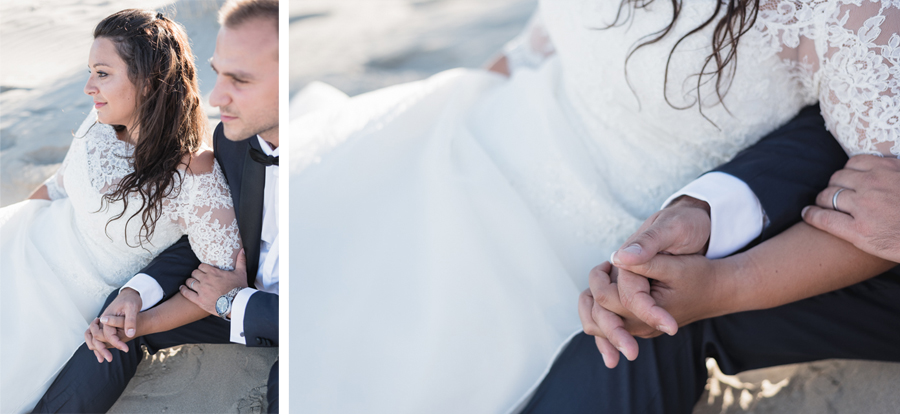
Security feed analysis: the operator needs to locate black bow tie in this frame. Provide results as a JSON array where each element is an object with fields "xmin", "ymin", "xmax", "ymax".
[{"xmin": 248, "ymin": 146, "xmax": 278, "ymax": 166}]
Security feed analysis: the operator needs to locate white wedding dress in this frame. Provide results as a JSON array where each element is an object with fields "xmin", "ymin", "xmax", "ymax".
[
  {"xmin": 0, "ymin": 110, "xmax": 242, "ymax": 413},
  {"xmin": 291, "ymin": 1, "xmax": 899, "ymax": 412}
]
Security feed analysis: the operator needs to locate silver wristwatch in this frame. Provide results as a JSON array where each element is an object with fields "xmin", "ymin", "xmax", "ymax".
[{"xmin": 216, "ymin": 287, "xmax": 243, "ymax": 320}]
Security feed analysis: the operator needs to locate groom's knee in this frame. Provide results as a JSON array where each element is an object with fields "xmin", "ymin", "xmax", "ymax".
[{"xmin": 267, "ymin": 360, "xmax": 279, "ymax": 413}]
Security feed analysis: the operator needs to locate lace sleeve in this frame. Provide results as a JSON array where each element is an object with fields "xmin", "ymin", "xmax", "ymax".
[
  {"xmin": 44, "ymin": 154, "xmax": 69, "ymax": 200},
  {"xmin": 502, "ymin": 6, "xmax": 556, "ymax": 73},
  {"xmin": 170, "ymin": 160, "xmax": 242, "ymax": 270},
  {"xmin": 818, "ymin": 1, "xmax": 900, "ymax": 157}
]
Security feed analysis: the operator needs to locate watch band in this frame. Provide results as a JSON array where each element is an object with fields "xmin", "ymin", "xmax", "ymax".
[{"xmin": 217, "ymin": 287, "xmax": 243, "ymax": 320}]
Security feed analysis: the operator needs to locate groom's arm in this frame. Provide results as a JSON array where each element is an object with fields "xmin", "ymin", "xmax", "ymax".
[
  {"xmin": 585, "ymin": 105, "xmax": 854, "ymax": 363},
  {"xmin": 709, "ymin": 104, "xmax": 848, "ymax": 244},
  {"xmin": 613, "ymin": 105, "xmax": 849, "ymax": 267},
  {"xmin": 232, "ymin": 291, "xmax": 279, "ymax": 347},
  {"xmin": 120, "ymin": 236, "xmax": 201, "ymax": 311}
]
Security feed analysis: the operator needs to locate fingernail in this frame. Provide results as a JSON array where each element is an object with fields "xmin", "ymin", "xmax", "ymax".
[
  {"xmin": 610, "ymin": 251, "xmax": 618, "ymax": 266},
  {"xmin": 601, "ymin": 352, "xmax": 611, "ymax": 367},
  {"xmin": 658, "ymin": 325, "xmax": 675, "ymax": 336},
  {"xmin": 801, "ymin": 206, "xmax": 810, "ymax": 217},
  {"xmin": 623, "ymin": 244, "xmax": 642, "ymax": 256},
  {"xmin": 100, "ymin": 316, "xmax": 108, "ymax": 323},
  {"xmin": 127, "ymin": 329, "xmax": 135, "ymax": 337}
]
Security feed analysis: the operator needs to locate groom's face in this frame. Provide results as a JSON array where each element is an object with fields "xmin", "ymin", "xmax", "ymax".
[{"xmin": 209, "ymin": 18, "xmax": 278, "ymax": 144}]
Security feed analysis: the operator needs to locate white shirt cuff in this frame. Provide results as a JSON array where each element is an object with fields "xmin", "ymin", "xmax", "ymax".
[
  {"xmin": 120, "ymin": 273, "xmax": 164, "ymax": 311},
  {"xmin": 229, "ymin": 288, "xmax": 258, "ymax": 345},
  {"xmin": 661, "ymin": 172, "xmax": 765, "ymax": 259}
]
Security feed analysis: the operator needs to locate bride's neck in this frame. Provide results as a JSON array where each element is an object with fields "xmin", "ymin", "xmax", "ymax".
[{"xmin": 115, "ymin": 126, "xmax": 138, "ymax": 145}]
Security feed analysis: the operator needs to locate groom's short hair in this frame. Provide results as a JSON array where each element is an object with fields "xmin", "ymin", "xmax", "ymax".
[{"xmin": 219, "ymin": 0, "xmax": 278, "ymax": 30}]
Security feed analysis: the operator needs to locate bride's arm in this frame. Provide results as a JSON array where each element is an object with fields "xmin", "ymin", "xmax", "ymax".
[
  {"xmin": 672, "ymin": 222, "xmax": 895, "ymax": 320},
  {"xmin": 121, "ymin": 152, "xmax": 242, "ymax": 337},
  {"xmin": 487, "ymin": 6, "xmax": 555, "ymax": 76},
  {"xmin": 28, "ymin": 143, "xmax": 73, "ymax": 201},
  {"xmin": 27, "ymin": 185, "xmax": 51, "ymax": 200},
  {"xmin": 133, "ymin": 293, "xmax": 209, "ymax": 336}
]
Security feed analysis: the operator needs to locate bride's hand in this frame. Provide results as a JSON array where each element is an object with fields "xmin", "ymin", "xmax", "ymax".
[
  {"xmin": 609, "ymin": 196, "xmax": 711, "ymax": 335},
  {"xmin": 97, "ymin": 288, "xmax": 142, "ymax": 354},
  {"xmin": 84, "ymin": 318, "xmax": 125, "ymax": 363},
  {"xmin": 579, "ymin": 263, "xmax": 661, "ymax": 368},
  {"xmin": 615, "ymin": 254, "xmax": 737, "ymax": 331}
]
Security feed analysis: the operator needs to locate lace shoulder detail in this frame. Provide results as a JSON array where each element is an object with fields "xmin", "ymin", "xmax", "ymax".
[
  {"xmin": 755, "ymin": 0, "xmax": 900, "ymax": 156},
  {"xmin": 164, "ymin": 159, "xmax": 242, "ymax": 270},
  {"xmin": 80, "ymin": 122, "xmax": 135, "ymax": 193},
  {"xmin": 819, "ymin": 1, "xmax": 900, "ymax": 156}
]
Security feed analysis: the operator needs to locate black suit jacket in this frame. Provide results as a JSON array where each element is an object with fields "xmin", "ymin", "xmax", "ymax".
[
  {"xmin": 135, "ymin": 123, "xmax": 278, "ymax": 347},
  {"xmin": 711, "ymin": 105, "xmax": 899, "ymax": 276}
]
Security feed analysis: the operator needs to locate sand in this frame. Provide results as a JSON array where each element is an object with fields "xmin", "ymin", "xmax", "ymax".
[
  {"xmin": 1, "ymin": 0, "xmax": 276, "ymax": 412},
  {"xmin": 290, "ymin": 1, "xmax": 900, "ymax": 413}
]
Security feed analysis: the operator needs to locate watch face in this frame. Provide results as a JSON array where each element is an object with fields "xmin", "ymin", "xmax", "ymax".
[{"xmin": 216, "ymin": 296, "xmax": 228, "ymax": 315}]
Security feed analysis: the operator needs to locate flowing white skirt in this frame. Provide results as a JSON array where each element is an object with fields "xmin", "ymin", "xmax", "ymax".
[
  {"xmin": 1, "ymin": 199, "xmax": 112, "ymax": 413},
  {"xmin": 292, "ymin": 60, "xmax": 655, "ymax": 413}
]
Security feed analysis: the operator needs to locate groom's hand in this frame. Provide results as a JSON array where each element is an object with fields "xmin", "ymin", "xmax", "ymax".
[
  {"xmin": 181, "ymin": 249, "xmax": 249, "ymax": 316},
  {"xmin": 611, "ymin": 196, "xmax": 711, "ymax": 266},
  {"xmin": 85, "ymin": 318, "xmax": 125, "ymax": 363},
  {"xmin": 609, "ymin": 196, "xmax": 711, "ymax": 336},
  {"xmin": 94, "ymin": 288, "xmax": 142, "ymax": 357},
  {"xmin": 580, "ymin": 262, "xmax": 656, "ymax": 368},
  {"xmin": 803, "ymin": 155, "xmax": 900, "ymax": 263},
  {"xmin": 582, "ymin": 257, "xmax": 736, "ymax": 367}
]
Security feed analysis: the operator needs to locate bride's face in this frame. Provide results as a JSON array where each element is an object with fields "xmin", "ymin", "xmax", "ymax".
[{"xmin": 84, "ymin": 37, "xmax": 139, "ymax": 132}]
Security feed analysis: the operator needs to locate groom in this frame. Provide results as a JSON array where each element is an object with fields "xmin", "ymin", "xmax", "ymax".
[
  {"xmin": 520, "ymin": 105, "xmax": 900, "ymax": 413},
  {"xmin": 33, "ymin": 0, "xmax": 280, "ymax": 412}
]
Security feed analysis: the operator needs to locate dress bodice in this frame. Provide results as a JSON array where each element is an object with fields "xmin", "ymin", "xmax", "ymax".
[
  {"xmin": 496, "ymin": 0, "xmax": 899, "ymax": 221},
  {"xmin": 540, "ymin": 0, "xmax": 898, "ymax": 155},
  {"xmin": 44, "ymin": 111, "xmax": 241, "ymax": 294}
]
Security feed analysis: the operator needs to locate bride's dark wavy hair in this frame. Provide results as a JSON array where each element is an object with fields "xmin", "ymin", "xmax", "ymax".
[
  {"xmin": 608, "ymin": 0, "xmax": 761, "ymax": 122},
  {"xmin": 93, "ymin": 9, "xmax": 209, "ymax": 246}
]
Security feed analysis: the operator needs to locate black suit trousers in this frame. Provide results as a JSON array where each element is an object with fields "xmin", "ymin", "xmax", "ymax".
[
  {"xmin": 32, "ymin": 290, "xmax": 279, "ymax": 414},
  {"xmin": 521, "ymin": 272, "xmax": 900, "ymax": 414}
]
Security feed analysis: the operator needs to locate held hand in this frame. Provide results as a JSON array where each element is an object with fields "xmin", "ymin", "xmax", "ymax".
[
  {"xmin": 611, "ymin": 196, "xmax": 711, "ymax": 266},
  {"xmin": 98, "ymin": 287, "xmax": 142, "ymax": 353},
  {"xmin": 803, "ymin": 155, "xmax": 900, "ymax": 263},
  {"xmin": 84, "ymin": 318, "xmax": 126, "ymax": 363},
  {"xmin": 180, "ymin": 249, "xmax": 249, "ymax": 316},
  {"xmin": 579, "ymin": 263, "xmax": 662, "ymax": 368},
  {"xmin": 609, "ymin": 196, "xmax": 711, "ymax": 336},
  {"xmin": 616, "ymin": 253, "xmax": 735, "ymax": 332}
]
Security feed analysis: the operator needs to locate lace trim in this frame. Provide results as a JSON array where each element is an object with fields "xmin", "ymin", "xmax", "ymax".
[
  {"xmin": 752, "ymin": 0, "xmax": 900, "ymax": 156},
  {"xmin": 80, "ymin": 123, "xmax": 134, "ymax": 193},
  {"xmin": 163, "ymin": 161, "xmax": 242, "ymax": 270},
  {"xmin": 71, "ymin": 118, "xmax": 241, "ymax": 270}
]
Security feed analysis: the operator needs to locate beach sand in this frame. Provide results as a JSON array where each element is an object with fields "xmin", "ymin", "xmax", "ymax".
[
  {"xmin": 291, "ymin": 1, "xmax": 900, "ymax": 413},
  {"xmin": 1, "ymin": 1, "xmax": 277, "ymax": 412}
]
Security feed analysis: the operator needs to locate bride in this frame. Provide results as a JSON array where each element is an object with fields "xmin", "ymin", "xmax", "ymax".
[
  {"xmin": 292, "ymin": 0, "xmax": 898, "ymax": 412},
  {"xmin": 0, "ymin": 9, "xmax": 241, "ymax": 412}
]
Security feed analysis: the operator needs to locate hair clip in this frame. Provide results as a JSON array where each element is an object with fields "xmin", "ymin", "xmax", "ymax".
[{"xmin": 156, "ymin": 12, "xmax": 165, "ymax": 20}]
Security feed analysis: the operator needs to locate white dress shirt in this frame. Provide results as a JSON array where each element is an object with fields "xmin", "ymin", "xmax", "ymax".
[
  {"xmin": 662, "ymin": 172, "xmax": 766, "ymax": 258},
  {"xmin": 122, "ymin": 136, "xmax": 279, "ymax": 345}
]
